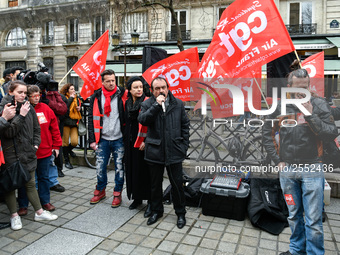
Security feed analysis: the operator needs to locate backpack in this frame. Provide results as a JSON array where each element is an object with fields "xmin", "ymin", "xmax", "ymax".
[{"xmin": 162, "ymin": 178, "xmax": 206, "ymax": 207}]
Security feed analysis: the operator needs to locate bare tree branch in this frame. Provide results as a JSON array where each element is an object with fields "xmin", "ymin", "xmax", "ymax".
[{"xmin": 118, "ymin": 0, "xmax": 186, "ymax": 51}]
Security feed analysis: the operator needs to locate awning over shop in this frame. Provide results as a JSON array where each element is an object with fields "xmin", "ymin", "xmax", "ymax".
[
  {"xmin": 292, "ymin": 38, "xmax": 334, "ymax": 50},
  {"xmin": 325, "ymin": 60, "xmax": 340, "ymax": 75},
  {"xmin": 326, "ymin": 37, "xmax": 340, "ymax": 57}
]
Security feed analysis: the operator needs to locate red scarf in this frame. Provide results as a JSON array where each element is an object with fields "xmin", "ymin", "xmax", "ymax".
[{"xmin": 102, "ymin": 85, "xmax": 117, "ymax": 117}]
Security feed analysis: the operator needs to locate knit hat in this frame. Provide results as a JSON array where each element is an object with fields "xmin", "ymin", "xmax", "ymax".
[{"xmin": 126, "ymin": 76, "xmax": 143, "ymax": 90}]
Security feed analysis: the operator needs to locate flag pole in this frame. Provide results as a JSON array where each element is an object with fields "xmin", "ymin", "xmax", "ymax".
[
  {"xmin": 252, "ymin": 71, "xmax": 269, "ymax": 109},
  {"xmin": 294, "ymin": 50, "xmax": 303, "ymax": 68},
  {"xmin": 59, "ymin": 68, "xmax": 73, "ymax": 86}
]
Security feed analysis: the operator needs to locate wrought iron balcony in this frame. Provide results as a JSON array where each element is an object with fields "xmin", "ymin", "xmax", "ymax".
[
  {"xmin": 285, "ymin": 23, "xmax": 317, "ymax": 35},
  {"xmin": 66, "ymin": 33, "xmax": 79, "ymax": 43},
  {"xmin": 165, "ymin": 30, "xmax": 191, "ymax": 41},
  {"xmin": 42, "ymin": 35, "xmax": 54, "ymax": 45}
]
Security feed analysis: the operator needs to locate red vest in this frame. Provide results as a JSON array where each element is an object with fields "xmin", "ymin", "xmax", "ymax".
[
  {"xmin": 134, "ymin": 124, "xmax": 147, "ymax": 148},
  {"xmin": 93, "ymin": 98, "xmax": 103, "ymax": 144},
  {"xmin": 0, "ymin": 141, "xmax": 5, "ymax": 166}
]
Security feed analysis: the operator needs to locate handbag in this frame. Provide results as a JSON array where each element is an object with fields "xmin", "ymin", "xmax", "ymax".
[
  {"xmin": 78, "ymin": 119, "xmax": 86, "ymax": 136},
  {"xmin": 0, "ymin": 139, "xmax": 31, "ymax": 194}
]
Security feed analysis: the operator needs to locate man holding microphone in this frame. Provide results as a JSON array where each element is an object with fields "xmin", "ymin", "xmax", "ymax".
[{"xmin": 138, "ymin": 77, "xmax": 190, "ymax": 228}]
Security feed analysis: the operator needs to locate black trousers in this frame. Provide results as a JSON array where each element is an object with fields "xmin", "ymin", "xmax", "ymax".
[
  {"xmin": 55, "ymin": 122, "xmax": 64, "ymax": 170},
  {"xmin": 148, "ymin": 162, "xmax": 186, "ymax": 216}
]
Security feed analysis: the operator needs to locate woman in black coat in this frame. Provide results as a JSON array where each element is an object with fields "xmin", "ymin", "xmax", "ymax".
[
  {"xmin": 123, "ymin": 77, "xmax": 151, "ymax": 217},
  {"xmin": 0, "ymin": 81, "xmax": 58, "ymax": 231}
]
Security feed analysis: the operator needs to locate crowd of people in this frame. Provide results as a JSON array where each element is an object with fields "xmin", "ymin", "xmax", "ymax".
[
  {"xmin": 0, "ymin": 64, "xmax": 339, "ymax": 255},
  {"xmin": 0, "ymin": 67, "xmax": 190, "ymax": 231},
  {"xmin": 0, "ymin": 67, "xmax": 81, "ymax": 230}
]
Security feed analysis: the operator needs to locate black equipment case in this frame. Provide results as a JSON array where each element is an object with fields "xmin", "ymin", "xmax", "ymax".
[{"xmin": 200, "ymin": 180, "xmax": 250, "ymax": 221}]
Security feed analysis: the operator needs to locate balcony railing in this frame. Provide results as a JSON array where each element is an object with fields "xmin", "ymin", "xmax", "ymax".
[
  {"xmin": 42, "ymin": 35, "xmax": 54, "ymax": 45},
  {"xmin": 165, "ymin": 30, "xmax": 191, "ymax": 41},
  {"xmin": 285, "ymin": 23, "xmax": 317, "ymax": 35},
  {"xmin": 66, "ymin": 33, "xmax": 79, "ymax": 43}
]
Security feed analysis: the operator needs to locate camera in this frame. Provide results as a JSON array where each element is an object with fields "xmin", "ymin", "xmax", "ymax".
[
  {"xmin": 16, "ymin": 69, "xmax": 30, "ymax": 81},
  {"xmin": 37, "ymin": 62, "xmax": 49, "ymax": 73},
  {"xmin": 20, "ymin": 62, "xmax": 56, "ymax": 91},
  {"xmin": 10, "ymin": 95, "xmax": 15, "ymax": 106}
]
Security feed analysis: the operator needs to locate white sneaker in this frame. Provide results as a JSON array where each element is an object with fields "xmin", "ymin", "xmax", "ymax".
[
  {"xmin": 34, "ymin": 210, "xmax": 58, "ymax": 221},
  {"xmin": 11, "ymin": 215, "xmax": 22, "ymax": 231}
]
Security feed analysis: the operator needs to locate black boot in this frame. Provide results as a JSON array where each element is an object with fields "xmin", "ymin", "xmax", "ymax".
[
  {"xmin": 68, "ymin": 144, "xmax": 76, "ymax": 158},
  {"xmin": 63, "ymin": 146, "xmax": 73, "ymax": 169},
  {"xmin": 58, "ymin": 168, "xmax": 65, "ymax": 177},
  {"xmin": 144, "ymin": 201, "xmax": 152, "ymax": 218}
]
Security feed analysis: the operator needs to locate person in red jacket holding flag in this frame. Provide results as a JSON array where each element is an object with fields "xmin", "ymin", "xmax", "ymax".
[{"xmin": 18, "ymin": 85, "xmax": 63, "ymax": 213}]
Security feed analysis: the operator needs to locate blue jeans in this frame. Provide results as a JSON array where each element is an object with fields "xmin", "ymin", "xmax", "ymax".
[
  {"xmin": 96, "ymin": 138, "xmax": 124, "ymax": 192},
  {"xmin": 18, "ymin": 156, "xmax": 52, "ymax": 207},
  {"xmin": 48, "ymin": 154, "xmax": 59, "ymax": 188},
  {"xmin": 280, "ymin": 163, "xmax": 324, "ymax": 255},
  {"xmin": 36, "ymin": 156, "xmax": 51, "ymax": 205}
]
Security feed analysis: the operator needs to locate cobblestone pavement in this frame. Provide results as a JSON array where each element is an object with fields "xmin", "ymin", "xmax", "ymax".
[{"xmin": 0, "ymin": 165, "xmax": 339, "ymax": 255}]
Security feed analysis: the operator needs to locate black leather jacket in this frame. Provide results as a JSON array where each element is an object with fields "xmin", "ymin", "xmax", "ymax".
[
  {"xmin": 263, "ymin": 97, "xmax": 338, "ymax": 165},
  {"xmin": 331, "ymin": 106, "xmax": 340, "ymax": 121},
  {"xmin": 138, "ymin": 91, "xmax": 190, "ymax": 165}
]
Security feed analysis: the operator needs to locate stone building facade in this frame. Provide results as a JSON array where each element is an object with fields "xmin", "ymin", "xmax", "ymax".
[{"xmin": 0, "ymin": 0, "xmax": 339, "ymax": 96}]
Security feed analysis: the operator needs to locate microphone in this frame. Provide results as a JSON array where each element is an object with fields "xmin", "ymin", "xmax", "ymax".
[{"xmin": 160, "ymin": 93, "xmax": 166, "ymax": 113}]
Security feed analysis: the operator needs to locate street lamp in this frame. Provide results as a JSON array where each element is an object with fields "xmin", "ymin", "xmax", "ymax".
[{"xmin": 111, "ymin": 30, "xmax": 140, "ymax": 84}]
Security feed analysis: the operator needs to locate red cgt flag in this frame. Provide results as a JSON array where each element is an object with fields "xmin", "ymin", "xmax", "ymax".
[
  {"xmin": 142, "ymin": 47, "xmax": 199, "ymax": 101},
  {"xmin": 302, "ymin": 51, "xmax": 324, "ymax": 97},
  {"xmin": 192, "ymin": 69, "xmax": 262, "ymax": 118},
  {"xmin": 73, "ymin": 30, "xmax": 109, "ymax": 100},
  {"xmin": 196, "ymin": 0, "xmax": 295, "ymax": 79}
]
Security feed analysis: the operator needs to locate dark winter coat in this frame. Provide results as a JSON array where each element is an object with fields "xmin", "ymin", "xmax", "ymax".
[
  {"xmin": 0, "ymin": 95, "xmax": 41, "ymax": 172},
  {"xmin": 138, "ymin": 91, "xmax": 190, "ymax": 165},
  {"xmin": 263, "ymin": 97, "xmax": 338, "ymax": 165},
  {"xmin": 0, "ymin": 117, "xmax": 10, "ymax": 132}
]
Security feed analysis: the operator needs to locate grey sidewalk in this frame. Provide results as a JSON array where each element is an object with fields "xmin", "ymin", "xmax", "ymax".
[{"xmin": 0, "ymin": 165, "xmax": 339, "ymax": 255}]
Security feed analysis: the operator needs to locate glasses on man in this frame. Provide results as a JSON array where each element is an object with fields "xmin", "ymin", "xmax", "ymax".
[{"xmin": 29, "ymin": 95, "xmax": 40, "ymax": 99}]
